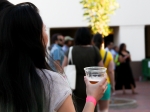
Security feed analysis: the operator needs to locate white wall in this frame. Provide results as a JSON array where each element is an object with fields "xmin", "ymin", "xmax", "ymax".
[
  {"xmin": 115, "ymin": 25, "xmax": 145, "ymax": 61},
  {"xmin": 10, "ymin": 0, "xmax": 86, "ymax": 28},
  {"xmin": 110, "ymin": 0, "xmax": 150, "ymax": 26},
  {"xmin": 10, "ymin": 0, "xmax": 147, "ymax": 61},
  {"xmin": 10, "ymin": 0, "xmax": 150, "ymax": 27}
]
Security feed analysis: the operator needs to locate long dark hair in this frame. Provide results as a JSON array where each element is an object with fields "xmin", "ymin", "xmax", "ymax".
[
  {"xmin": 119, "ymin": 43, "xmax": 126, "ymax": 54},
  {"xmin": 0, "ymin": 2, "xmax": 50, "ymax": 112},
  {"xmin": 0, "ymin": 0, "xmax": 13, "ymax": 12},
  {"xmin": 74, "ymin": 27, "xmax": 92, "ymax": 45},
  {"xmin": 93, "ymin": 33, "xmax": 103, "ymax": 49}
]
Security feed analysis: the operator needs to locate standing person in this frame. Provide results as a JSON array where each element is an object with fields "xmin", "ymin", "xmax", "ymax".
[
  {"xmin": 115, "ymin": 43, "xmax": 136, "ymax": 94},
  {"xmin": 93, "ymin": 33, "xmax": 115, "ymax": 112},
  {"xmin": 48, "ymin": 33, "xmax": 62, "ymax": 51},
  {"xmin": 50, "ymin": 33, "xmax": 65, "ymax": 71},
  {"xmin": 113, "ymin": 46, "xmax": 119, "ymax": 60},
  {"xmin": 105, "ymin": 42, "xmax": 116, "ymax": 59},
  {"xmin": 62, "ymin": 36, "xmax": 74, "ymax": 53},
  {"xmin": 0, "ymin": 2, "xmax": 107, "ymax": 112},
  {"xmin": 114, "ymin": 46, "xmax": 120, "ymax": 82},
  {"xmin": 63, "ymin": 28, "xmax": 103, "ymax": 112}
]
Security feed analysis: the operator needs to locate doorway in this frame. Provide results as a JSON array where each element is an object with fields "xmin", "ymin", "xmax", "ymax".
[
  {"xmin": 49, "ymin": 27, "xmax": 78, "ymax": 45},
  {"xmin": 50, "ymin": 27, "xmax": 114, "ymax": 47},
  {"xmin": 145, "ymin": 26, "xmax": 150, "ymax": 58}
]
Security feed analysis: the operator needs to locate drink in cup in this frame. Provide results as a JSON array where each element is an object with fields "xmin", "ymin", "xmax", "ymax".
[{"xmin": 84, "ymin": 67, "xmax": 107, "ymax": 84}]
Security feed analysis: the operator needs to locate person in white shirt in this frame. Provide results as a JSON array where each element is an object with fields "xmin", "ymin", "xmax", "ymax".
[
  {"xmin": 105, "ymin": 42, "xmax": 116, "ymax": 71},
  {"xmin": 105, "ymin": 42, "xmax": 116, "ymax": 59},
  {"xmin": 62, "ymin": 36, "xmax": 74, "ymax": 54}
]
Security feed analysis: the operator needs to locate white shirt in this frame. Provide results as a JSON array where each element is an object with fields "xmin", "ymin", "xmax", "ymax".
[
  {"xmin": 105, "ymin": 47, "xmax": 116, "ymax": 59},
  {"xmin": 36, "ymin": 69, "xmax": 72, "ymax": 112}
]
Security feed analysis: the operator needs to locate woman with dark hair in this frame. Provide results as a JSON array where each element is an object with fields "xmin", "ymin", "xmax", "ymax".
[
  {"xmin": 0, "ymin": 2, "xmax": 107, "ymax": 112},
  {"xmin": 63, "ymin": 28, "xmax": 103, "ymax": 112},
  {"xmin": 115, "ymin": 43, "xmax": 136, "ymax": 94},
  {"xmin": 93, "ymin": 33, "xmax": 114, "ymax": 112},
  {"xmin": 0, "ymin": 0, "xmax": 13, "ymax": 11}
]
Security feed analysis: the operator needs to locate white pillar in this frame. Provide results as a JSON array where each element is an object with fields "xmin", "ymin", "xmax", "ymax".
[
  {"xmin": 46, "ymin": 27, "xmax": 50, "ymax": 60},
  {"xmin": 114, "ymin": 25, "xmax": 145, "ymax": 61},
  {"xmin": 114, "ymin": 27, "xmax": 120, "ymax": 46},
  {"xmin": 46, "ymin": 27, "xmax": 50, "ymax": 48}
]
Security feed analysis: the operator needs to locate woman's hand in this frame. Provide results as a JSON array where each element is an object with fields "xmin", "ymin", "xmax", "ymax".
[{"xmin": 84, "ymin": 75, "xmax": 107, "ymax": 101}]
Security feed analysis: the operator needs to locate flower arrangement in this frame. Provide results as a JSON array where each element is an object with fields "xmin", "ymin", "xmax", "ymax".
[{"xmin": 80, "ymin": 0, "xmax": 119, "ymax": 37}]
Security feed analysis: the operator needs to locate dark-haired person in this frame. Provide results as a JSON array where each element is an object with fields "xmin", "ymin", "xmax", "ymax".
[
  {"xmin": 113, "ymin": 46, "xmax": 120, "ymax": 84},
  {"xmin": 62, "ymin": 36, "xmax": 74, "ymax": 53},
  {"xmin": 105, "ymin": 41, "xmax": 116, "ymax": 59},
  {"xmin": 0, "ymin": 2, "xmax": 107, "ymax": 112},
  {"xmin": 93, "ymin": 33, "xmax": 114, "ymax": 112},
  {"xmin": 115, "ymin": 43, "xmax": 136, "ymax": 94},
  {"xmin": 0, "ymin": 0, "xmax": 13, "ymax": 12},
  {"xmin": 48, "ymin": 33, "xmax": 62, "ymax": 51},
  {"xmin": 63, "ymin": 28, "xmax": 103, "ymax": 112},
  {"xmin": 50, "ymin": 33, "xmax": 65, "ymax": 72}
]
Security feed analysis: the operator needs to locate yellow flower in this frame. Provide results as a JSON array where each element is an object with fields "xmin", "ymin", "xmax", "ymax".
[{"xmin": 80, "ymin": 0, "xmax": 119, "ymax": 37}]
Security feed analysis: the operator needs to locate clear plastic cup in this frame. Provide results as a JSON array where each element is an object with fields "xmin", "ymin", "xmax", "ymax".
[{"xmin": 84, "ymin": 67, "xmax": 107, "ymax": 84}]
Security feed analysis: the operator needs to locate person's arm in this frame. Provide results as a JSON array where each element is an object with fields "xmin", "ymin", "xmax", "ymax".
[
  {"xmin": 57, "ymin": 96, "xmax": 96, "ymax": 112},
  {"xmin": 83, "ymin": 76, "xmax": 107, "ymax": 112},
  {"xmin": 118, "ymin": 55, "xmax": 128, "ymax": 63},
  {"xmin": 83, "ymin": 102, "xmax": 95, "ymax": 112},
  {"xmin": 52, "ymin": 49, "xmax": 64, "ymax": 72},
  {"xmin": 54, "ymin": 60, "xmax": 63, "ymax": 73},
  {"xmin": 58, "ymin": 95, "xmax": 75, "ymax": 112},
  {"xmin": 127, "ymin": 51, "xmax": 131, "ymax": 61},
  {"xmin": 108, "ymin": 60, "xmax": 115, "ymax": 92},
  {"xmin": 62, "ymin": 56, "xmax": 68, "ymax": 68},
  {"xmin": 58, "ymin": 76, "xmax": 107, "ymax": 112},
  {"xmin": 98, "ymin": 60, "xmax": 104, "ymax": 67}
]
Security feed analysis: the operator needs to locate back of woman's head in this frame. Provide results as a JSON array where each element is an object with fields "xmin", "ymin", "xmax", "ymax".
[
  {"xmin": 0, "ymin": 0, "xmax": 13, "ymax": 12},
  {"xmin": 0, "ymin": 2, "xmax": 49, "ymax": 112},
  {"xmin": 0, "ymin": 2, "xmax": 48, "ymax": 68},
  {"xmin": 74, "ymin": 27, "xmax": 91, "ymax": 45},
  {"xmin": 93, "ymin": 33, "xmax": 103, "ymax": 49},
  {"xmin": 119, "ymin": 43, "xmax": 126, "ymax": 54}
]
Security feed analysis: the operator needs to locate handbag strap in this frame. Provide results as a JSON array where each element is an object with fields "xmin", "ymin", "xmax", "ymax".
[
  {"xmin": 103, "ymin": 51, "xmax": 108, "ymax": 64},
  {"xmin": 68, "ymin": 46, "xmax": 73, "ymax": 64}
]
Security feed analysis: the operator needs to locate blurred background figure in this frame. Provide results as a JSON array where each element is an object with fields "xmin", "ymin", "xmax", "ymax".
[
  {"xmin": 114, "ymin": 46, "xmax": 120, "ymax": 82},
  {"xmin": 113, "ymin": 46, "xmax": 119, "ymax": 59},
  {"xmin": 93, "ymin": 33, "xmax": 115, "ymax": 112},
  {"xmin": 62, "ymin": 36, "xmax": 74, "ymax": 53},
  {"xmin": 115, "ymin": 43, "xmax": 136, "ymax": 94},
  {"xmin": 63, "ymin": 28, "xmax": 103, "ymax": 112},
  {"xmin": 48, "ymin": 33, "xmax": 62, "ymax": 51},
  {"xmin": 105, "ymin": 42, "xmax": 116, "ymax": 59},
  {"xmin": 49, "ymin": 33, "xmax": 64, "ymax": 72}
]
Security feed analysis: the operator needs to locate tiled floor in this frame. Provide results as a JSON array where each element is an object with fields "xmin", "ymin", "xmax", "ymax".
[{"xmin": 109, "ymin": 81, "xmax": 150, "ymax": 112}]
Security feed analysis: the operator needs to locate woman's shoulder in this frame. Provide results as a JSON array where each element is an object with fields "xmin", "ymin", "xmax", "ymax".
[
  {"xmin": 126, "ymin": 50, "xmax": 130, "ymax": 54},
  {"xmin": 36, "ymin": 69, "xmax": 72, "ymax": 111},
  {"xmin": 36, "ymin": 68, "xmax": 68, "ymax": 84}
]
